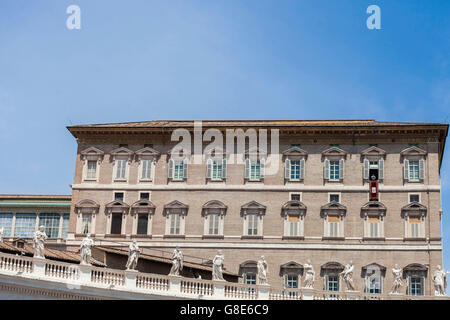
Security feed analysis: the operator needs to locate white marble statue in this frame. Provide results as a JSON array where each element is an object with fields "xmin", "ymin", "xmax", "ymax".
[
  {"xmin": 390, "ymin": 264, "xmax": 403, "ymax": 294},
  {"xmin": 257, "ymin": 256, "xmax": 268, "ymax": 285},
  {"xmin": 125, "ymin": 240, "xmax": 140, "ymax": 271},
  {"xmin": 433, "ymin": 265, "xmax": 449, "ymax": 296},
  {"xmin": 80, "ymin": 234, "xmax": 94, "ymax": 265},
  {"xmin": 212, "ymin": 250, "xmax": 225, "ymax": 281},
  {"xmin": 33, "ymin": 226, "xmax": 48, "ymax": 259},
  {"xmin": 169, "ymin": 246, "xmax": 183, "ymax": 276},
  {"xmin": 303, "ymin": 259, "xmax": 315, "ymax": 288},
  {"xmin": 0, "ymin": 227, "xmax": 4, "ymax": 242},
  {"xmin": 340, "ymin": 261, "xmax": 356, "ymax": 291}
]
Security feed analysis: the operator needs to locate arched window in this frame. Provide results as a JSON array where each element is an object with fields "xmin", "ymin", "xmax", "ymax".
[{"xmin": 202, "ymin": 200, "xmax": 227, "ymax": 237}]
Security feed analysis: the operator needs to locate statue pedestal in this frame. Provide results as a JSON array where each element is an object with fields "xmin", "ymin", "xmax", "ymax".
[
  {"xmin": 124, "ymin": 269, "xmax": 138, "ymax": 290},
  {"xmin": 302, "ymin": 287, "xmax": 315, "ymax": 300},
  {"xmin": 212, "ymin": 280, "xmax": 226, "ymax": 299},
  {"xmin": 388, "ymin": 293, "xmax": 402, "ymax": 300},
  {"xmin": 78, "ymin": 263, "xmax": 93, "ymax": 284},
  {"xmin": 344, "ymin": 290, "xmax": 360, "ymax": 300},
  {"xmin": 168, "ymin": 275, "xmax": 182, "ymax": 296},
  {"xmin": 257, "ymin": 284, "xmax": 270, "ymax": 300},
  {"xmin": 32, "ymin": 257, "xmax": 46, "ymax": 277}
]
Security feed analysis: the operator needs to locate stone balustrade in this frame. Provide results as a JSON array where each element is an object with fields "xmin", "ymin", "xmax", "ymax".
[{"xmin": 0, "ymin": 252, "xmax": 448, "ymax": 300}]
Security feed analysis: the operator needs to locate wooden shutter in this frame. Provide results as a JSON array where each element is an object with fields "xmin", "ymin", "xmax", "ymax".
[
  {"xmin": 288, "ymin": 215, "xmax": 300, "ymax": 222},
  {"xmin": 284, "ymin": 159, "xmax": 291, "ymax": 180},
  {"xmin": 183, "ymin": 158, "xmax": 189, "ymax": 179},
  {"xmin": 300, "ymin": 158, "xmax": 305, "ymax": 180},
  {"xmin": 168, "ymin": 159, "xmax": 174, "ymax": 179},
  {"xmin": 403, "ymin": 159, "xmax": 409, "ymax": 180},
  {"xmin": 363, "ymin": 159, "xmax": 369, "ymax": 180},
  {"xmin": 328, "ymin": 216, "xmax": 340, "ymax": 222},
  {"xmin": 368, "ymin": 216, "xmax": 380, "ymax": 223},
  {"xmin": 206, "ymin": 159, "xmax": 212, "ymax": 179},
  {"xmin": 324, "ymin": 159, "xmax": 330, "ymax": 180},
  {"xmin": 222, "ymin": 158, "xmax": 227, "ymax": 179},
  {"xmin": 419, "ymin": 159, "xmax": 425, "ymax": 180},
  {"xmin": 339, "ymin": 159, "xmax": 345, "ymax": 179},
  {"xmin": 378, "ymin": 158, "xmax": 384, "ymax": 180},
  {"xmin": 409, "ymin": 217, "xmax": 421, "ymax": 223},
  {"xmin": 260, "ymin": 159, "xmax": 265, "ymax": 178},
  {"xmin": 244, "ymin": 159, "xmax": 250, "ymax": 179}
]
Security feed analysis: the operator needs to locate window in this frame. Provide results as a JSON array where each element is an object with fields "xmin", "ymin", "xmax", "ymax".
[
  {"xmin": 81, "ymin": 214, "xmax": 92, "ymax": 234},
  {"xmin": 0, "ymin": 213, "xmax": 13, "ymax": 237},
  {"xmin": 329, "ymin": 161, "xmax": 340, "ymax": 180},
  {"xmin": 247, "ymin": 214, "xmax": 258, "ymax": 236},
  {"xmin": 140, "ymin": 192, "xmax": 150, "ymax": 200},
  {"xmin": 141, "ymin": 159, "xmax": 152, "ymax": 180},
  {"xmin": 39, "ymin": 213, "xmax": 60, "ymax": 238},
  {"xmin": 409, "ymin": 277, "xmax": 424, "ymax": 296},
  {"xmin": 169, "ymin": 213, "xmax": 181, "ymax": 235},
  {"xmin": 110, "ymin": 213, "xmax": 122, "ymax": 234},
  {"xmin": 86, "ymin": 161, "xmax": 97, "ymax": 179},
  {"xmin": 244, "ymin": 273, "xmax": 257, "ymax": 285},
  {"xmin": 114, "ymin": 192, "xmax": 124, "ymax": 202},
  {"xmin": 287, "ymin": 215, "xmax": 300, "ymax": 236},
  {"xmin": 290, "ymin": 160, "xmax": 301, "ymax": 180},
  {"xmin": 14, "ymin": 214, "xmax": 36, "ymax": 238},
  {"xmin": 409, "ymin": 217, "xmax": 420, "ymax": 238},
  {"xmin": 168, "ymin": 159, "xmax": 188, "ymax": 180},
  {"xmin": 285, "ymin": 275, "xmax": 298, "ymax": 289},
  {"xmin": 327, "ymin": 276, "xmax": 339, "ymax": 291},
  {"xmin": 328, "ymin": 216, "xmax": 339, "ymax": 237},
  {"xmin": 245, "ymin": 159, "xmax": 265, "ymax": 181},
  {"xmin": 61, "ymin": 214, "xmax": 70, "ymax": 239},
  {"xmin": 290, "ymin": 193, "xmax": 301, "ymax": 201},
  {"xmin": 137, "ymin": 214, "xmax": 149, "ymax": 234},
  {"xmin": 282, "ymin": 200, "xmax": 306, "ymax": 238},
  {"xmin": 206, "ymin": 159, "xmax": 227, "ymax": 180},
  {"xmin": 291, "ymin": 144, "xmax": 301, "ymax": 148},
  {"xmin": 409, "ymin": 194, "xmax": 420, "ymax": 203},
  {"xmin": 409, "ymin": 161, "xmax": 420, "ymax": 181},
  {"xmin": 366, "ymin": 274, "xmax": 382, "ymax": 294},
  {"xmin": 208, "ymin": 213, "xmax": 220, "ymax": 235},
  {"xmin": 329, "ymin": 194, "xmax": 340, "ymax": 203},
  {"xmin": 115, "ymin": 159, "xmax": 127, "ymax": 180},
  {"xmin": 367, "ymin": 216, "xmax": 379, "ymax": 237}
]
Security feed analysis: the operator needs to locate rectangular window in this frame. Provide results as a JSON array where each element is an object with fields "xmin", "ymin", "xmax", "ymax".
[
  {"xmin": 366, "ymin": 275, "xmax": 382, "ymax": 294},
  {"xmin": 115, "ymin": 159, "xmax": 127, "ymax": 179},
  {"xmin": 368, "ymin": 216, "xmax": 380, "ymax": 238},
  {"xmin": 247, "ymin": 214, "xmax": 258, "ymax": 235},
  {"xmin": 0, "ymin": 213, "xmax": 13, "ymax": 237},
  {"xmin": 81, "ymin": 214, "xmax": 92, "ymax": 234},
  {"xmin": 110, "ymin": 213, "xmax": 122, "ymax": 234},
  {"xmin": 409, "ymin": 277, "xmax": 423, "ymax": 296},
  {"xmin": 285, "ymin": 275, "xmax": 298, "ymax": 289},
  {"xmin": 140, "ymin": 192, "xmax": 150, "ymax": 200},
  {"xmin": 250, "ymin": 161, "xmax": 261, "ymax": 180},
  {"xmin": 114, "ymin": 192, "xmax": 124, "ymax": 201},
  {"xmin": 137, "ymin": 214, "xmax": 149, "ymax": 234},
  {"xmin": 170, "ymin": 214, "xmax": 181, "ymax": 235},
  {"xmin": 409, "ymin": 194, "xmax": 420, "ymax": 203},
  {"xmin": 14, "ymin": 213, "xmax": 36, "ymax": 238},
  {"xmin": 141, "ymin": 159, "xmax": 152, "ymax": 180},
  {"xmin": 329, "ymin": 194, "xmax": 340, "ymax": 203},
  {"xmin": 291, "ymin": 144, "xmax": 301, "ymax": 148},
  {"xmin": 61, "ymin": 214, "xmax": 70, "ymax": 239},
  {"xmin": 409, "ymin": 161, "xmax": 420, "ymax": 181},
  {"xmin": 327, "ymin": 276, "xmax": 339, "ymax": 291},
  {"xmin": 208, "ymin": 214, "xmax": 220, "ymax": 235},
  {"xmin": 39, "ymin": 213, "xmax": 60, "ymax": 238},
  {"xmin": 328, "ymin": 216, "xmax": 339, "ymax": 237},
  {"xmin": 173, "ymin": 161, "xmax": 184, "ymax": 180},
  {"xmin": 409, "ymin": 217, "xmax": 420, "ymax": 237},
  {"xmin": 290, "ymin": 160, "xmax": 300, "ymax": 180},
  {"xmin": 290, "ymin": 193, "xmax": 301, "ymax": 201},
  {"xmin": 244, "ymin": 274, "xmax": 257, "ymax": 285},
  {"xmin": 329, "ymin": 161, "xmax": 340, "ymax": 180},
  {"xmin": 288, "ymin": 215, "xmax": 299, "ymax": 236},
  {"xmin": 212, "ymin": 161, "xmax": 223, "ymax": 180},
  {"xmin": 87, "ymin": 161, "xmax": 97, "ymax": 179}
]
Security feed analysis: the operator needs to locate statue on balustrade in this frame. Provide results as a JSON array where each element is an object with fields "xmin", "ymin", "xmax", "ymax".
[
  {"xmin": 257, "ymin": 256, "xmax": 268, "ymax": 285},
  {"xmin": 0, "ymin": 227, "xmax": 4, "ymax": 242},
  {"xmin": 80, "ymin": 234, "xmax": 95, "ymax": 265},
  {"xmin": 33, "ymin": 225, "xmax": 48, "ymax": 259},
  {"xmin": 169, "ymin": 246, "xmax": 183, "ymax": 276},
  {"xmin": 433, "ymin": 265, "xmax": 449, "ymax": 296},
  {"xmin": 212, "ymin": 250, "xmax": 225, "ymax": 281},
  {"xmin": 303, "ymin": 259, "xmax": 315, "ymax": 289},
  {"xmin": 340, "ymin": 261, "xmax": 356, "ymax": 291},
  {"xmin": 390, "ymin": 264, "xmax": 403, "ymax": 294},
  {"xmin": 126, "ymin": 240, "xmax": 140, "ymax": 271}
]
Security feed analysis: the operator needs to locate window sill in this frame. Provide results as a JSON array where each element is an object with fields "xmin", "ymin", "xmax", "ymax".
[
  {"xmin": 403, "ymin": 237, "xmax": 426, "ymax": 241},
  {"xmin": 105, "ymin": 234, "xmax": 126, "ymax": 238},
  {"xmin": 362, "ymin": 237, "xmax": 385, "ymax": 241},
  {"xmin": 241, "ymin": 235, "xmax": 263, "ymax": 240},
  {"xmin": 131, "ymin": 235, "xmax": 152, "ymax": 239},
  {"xmin": 138, "ymin": 179, "xmax": 153, "ymax": 183},
  {"xmin": 282, "ymin": 236, "xmax": 304, "ymax": 240},
  {"xmin": 75, "ymin": 233, "xmax": 93, "ymax": 237},
  {"xmin": 321, "ymin": 236, "xmax": 345, "ymax": 240},
  {"xmin": 163, "ymin": 234, "xmax": 186, "ymax": 239},
  {"xmin": 83, "ymin": 178, "xmax": 98, "ymax": 182},
  {"xmin": 113, "ymin": 179, "xmax": 127, "ymax": 182},
  {"xmin": 202, "ymin": 235, "xmax": 224, "ymax": 240}
]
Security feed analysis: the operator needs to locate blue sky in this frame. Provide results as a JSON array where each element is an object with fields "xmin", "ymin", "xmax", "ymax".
[{"xmin": 0, "ymin": 0, "xmax": 449, "ymax": 282}]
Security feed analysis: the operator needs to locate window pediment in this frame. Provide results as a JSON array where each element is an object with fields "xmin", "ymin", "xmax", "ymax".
[
  {"xmin": 105, "ymin": 200, "xmax": 130, "ymax": 214},
  {"xmin": 238, "ymin": 260, "xmax": 257, "ymax": 276},
  {"xmin": 279, "ymin": 261, "xmax": 304, "ymax": 276},
  {"xmin": 320, "ymin": 261, "xmax": 345, "ymax": 276},
  {"xmin": 321, "ymin": 147, "xmax": 347, "ymax": 158},
  {"xmin": 360, "ymin": 146, "xmax": 386, "ymax": 158},
  {"xmin": 74, "ymin": 199, "xmax": 100, "ymax": 214},
  {"xmin": 110, "ymin": 147, "xmax": 134, "ymax": 162},
  {"xmin": 202, "ymin": 200, "xmax": 227, "ymax": 216},
  {"xmin": 320, "ymin": 202, "xmax": 347, "ymax": 217},
  {"xmin": 400, "ymin": 146, "xmax": 427, "ymax": 157},
  {"xmin": 403, "ymin": 263, "xmax": 427, "ymax": 272},
  {"xmin": 362, "ymin": 263, "xmax": 386, "ymax": 273},
  {"xmin": 282, "ymin": 146, "xmax": 308, "ymax": 158},
  {"xmin": 361, "ymin": 201, "xmax": 386, "ymax": 217},
  {"xmin": 130, "ymin": 200, "xmax": 156, "ymax": 215},
  {"xmin": 163, "ymin": 200, "xmax": 188, "ymax": 216},
  {"xmin": 80, "ymin": 147, "xmax": 104, "ymax": 162},
  {"xmin": 241, "ymin": 201, "xmax": 266, "ymax": 216},
  {"xmin": 281, "ymin": 200, "xmax": 307, "ymax": 217},
  {"xmin": 135, "ymin": 147, "xmax": 160, "ymax": 159},
  {"xmin": 401, "ymin": 202, "xmax": 427, "ymax": 217}
]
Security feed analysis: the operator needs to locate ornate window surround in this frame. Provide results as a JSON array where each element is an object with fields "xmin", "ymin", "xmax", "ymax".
[
  {"xmin": 401, "ymin": 202, "xmax": 427, "ymax": 239},
  {"xmin": 361, "ymin": 146, "xmax": 386, "ymax": 182},
  {"xmin": 282, "ymin": 146, "xmax": 308, "ymax": 183},
  {"xmin": 280, "ymin": 261, "xmax": 304, "ymax": 287},
  {"xmin": 201, "ymin": 200, "xmax": 227, "ymax": 238},
  {"xmin": 322, "ymin": 147, "xmax": 347, "ymax": 182},
  {"xmin": 74, "ymin": 199, "xmax": 100, "ymax": 235},
  {"xmin": 281, "ymin": 200, "xmax": 307, "ymax": 239},
  {"xmin": 105, "ymin": 200, "xmax": 130, "ymax": 236},
  {"xmin": 130, "ymin": 200, "xmax": 156, "ymax": 236},
  {"xmin": 361, "ymin": 201, "xmax": 387, "ymax": 239},
  {"xmin": 361, "ymin": 263, "xmax": 386, "ymax": 294},
  {"xmin": 244, "ymin": 147, "xmax": 266, "ymax": 182},
  {"xmin": 163, "ymin": 200, "xmax": 188, "ymax": 238},
  {"xmin": 320, "ymin": 261, "xmax": 345, "ymax": 291},
  {"xmin": 238, "ymin": 260, "xmax": 258, "ymax": 285},
  {"xmin": 400, "ymin": 146, "xmax": 427, "ymax": 183},
  {"xmin": 403, "ymin": 263, "xmax": 428, "ymax": 296},
  {"xmin": 110, "ymin": 147, "xmax": 134, "ymax": 183},
  {"xmin": 135, "ymin": 147, "xmax": 160, "ymax": 183},
  {"xmin": 320, "ymin": 202, "xmax": 347, "ymax": 239},
  {"xmin": 241, "ymin": 201, "xmax": 266, "ymax": 238},
  {"xmin": 80, "ymin": 147, "xmax": 104, "ymax": 182}
]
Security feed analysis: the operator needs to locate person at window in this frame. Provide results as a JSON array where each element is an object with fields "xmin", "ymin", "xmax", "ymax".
[
  {"xmin": 390, "ymin": 264, "xmax": 403, "ymax": 294},
  {"xmin": 371, "ymin": 173, "xmax": 377, "ymax": 181}
]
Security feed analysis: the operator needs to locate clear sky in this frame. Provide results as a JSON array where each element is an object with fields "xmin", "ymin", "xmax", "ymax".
[{"xmin": 0, "ymin": 0, "xmax": 449, "ymax": 285}]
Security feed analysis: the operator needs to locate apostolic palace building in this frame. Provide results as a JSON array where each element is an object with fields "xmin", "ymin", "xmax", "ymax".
[{"xmin": 0, "ymin": 119, "xmax": 448, "ymax": 300}]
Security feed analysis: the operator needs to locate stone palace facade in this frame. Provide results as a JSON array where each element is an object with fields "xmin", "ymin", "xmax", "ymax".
[{"xmin": 65, "ymin": 119, "xmax": 448, "ymax": 296}]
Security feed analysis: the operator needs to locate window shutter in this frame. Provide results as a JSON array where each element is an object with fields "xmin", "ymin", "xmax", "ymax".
[
  {"xmin": 121, "ymin": 160, "xmax": 126, "ymax": 178},
  {"xmin": 260, "ymin": 159, "xmax": 265, "ymax": 178},
  {"xmin": 245, "ymin": 159, "xmax": 250, "ymax": 179},
  {"xmin": 403, "ymin": 159, "xmax": 409, "ymax": 180},
  {"xmin": 419, "ymin": 159, "xmax": 425, "ymax": 180},
  {"xmin": 379, "ymin": 158, "xmax": 384, "ymax": 180},
  {"xmin": 300, "ymin": 158, "xmax": 305, "ymax": 180},
  {"xmin": 339, "ymin": 159, "xmax": 345, "ymax": 179},
  {"xmin": 222, "ymin": 158, "xmax": 227, "ymax": 178},
  {"xmin": 168, "ymin": 159, "xmax": 174, "ymax": 179},
  {"xmin": 284, "ymin": 159, "xmax": 291, "ymax": 180},
  {"xmin": 183, "ymin": 158, "xmax": 189, "ymax": 179},
  {"xmin": 141, "ymin": 160, "xmax": 147, "ymax": 179},
  {"xmin": 363, "ymin": 159, "xmax": 369, "ymax": 180},
  {"xmin": 324, "ymin": 159, "xmax": 330, "ymax": 180},
  {"xmin": 206, "ymin": 159, "xmax": 212, "ymax": 179},
  {"xmin": 115, "ymin": 160, "xmax": 121, "ymax": 178}
]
